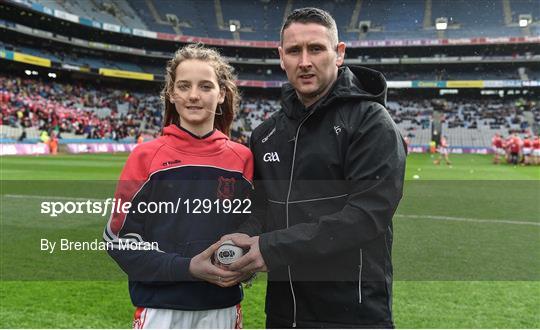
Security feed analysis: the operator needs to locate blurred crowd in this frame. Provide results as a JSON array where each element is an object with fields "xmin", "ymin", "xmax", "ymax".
[
  {"xmin": 0, "ymin": 75, "xmax": 161, "ymax": 141},
  {"xmin": 388, "ymin": 98, "xmax": 538, "ymax": 133},
  {"xmin": 1, "ymin": 75, "xmax": 539, "ymax": 148}
]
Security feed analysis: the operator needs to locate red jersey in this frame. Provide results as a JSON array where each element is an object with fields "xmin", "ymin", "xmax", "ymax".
[
  {"xmin": 522, "ymin": 138, "xmax": 532, "ymax": 148},
  {"xmin": 504, "ymin": 137, "xmax": 513, "ymax": 149},
  {"xmin": 533, "ymin": 138, "xmax": 540, "ymax": 150},
  {"xmin": 492, "ymin": 136, "xmax": 503, "ymax": 148},
  {"xmin": 440, "ymin": 137, "xmax": 449, "ymax": 148},
  {"xmin": 104, "ymin": 124, "xmax": 253, "ymax": 310},
  {"xmin": 509, "ymin": 137, "xmax": 521, "ymax": 153}
]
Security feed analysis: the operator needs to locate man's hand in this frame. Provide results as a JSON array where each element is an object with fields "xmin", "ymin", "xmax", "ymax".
[
  {"xmin": 219, "ymin": 233, "xmax": 251, "ymax": 246},
  {"xmin": 189, "ymin": 241, "xmax": 244, "ymax": 287},
  {"xmin": 224, "ymin": 235, "xmax": 268, "ymax": 273}
]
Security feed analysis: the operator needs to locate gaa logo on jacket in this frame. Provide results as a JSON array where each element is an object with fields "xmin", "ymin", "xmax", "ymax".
[{"xmin": 263, "ymin": 152, "xmax": 280, "ymax": 162}]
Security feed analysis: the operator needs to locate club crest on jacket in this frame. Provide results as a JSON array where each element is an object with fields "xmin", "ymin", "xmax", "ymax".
[{"xmin": 217, "ymin": 176, "xmax": 236, "ymax": 200}]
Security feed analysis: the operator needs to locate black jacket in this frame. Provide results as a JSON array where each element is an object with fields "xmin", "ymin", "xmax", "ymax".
[{"xmin": 241, "ymin": 66, "xmax": 406, "ymax": 328}]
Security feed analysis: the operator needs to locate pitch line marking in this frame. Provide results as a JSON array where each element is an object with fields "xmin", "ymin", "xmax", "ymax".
[
  {"xmin": 3, "ymin": 194, "xmax": 102, "ymax": 202},
  {"xmin": 395, "ymin": 214, "xmax": 539, "ymax": 226}
]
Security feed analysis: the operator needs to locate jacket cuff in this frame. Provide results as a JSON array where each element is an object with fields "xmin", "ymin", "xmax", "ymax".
[
  {"xmin": 259, "ymin": 231, "xmax": 286, "ymax": 271},
  {"xmin": 170, "ymin": 256, "xmax": 197, "ymax": 281},
  {"xmin": 236, "ymin": 216, "xmax": 262, "ymax": 237},
  {"xmin": 236, "ymin": 228, "xmax": 256, "ymax": 237}
]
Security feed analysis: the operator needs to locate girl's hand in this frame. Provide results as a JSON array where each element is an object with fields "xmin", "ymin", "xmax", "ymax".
[{"xmin": 188, "ymin": 241, "xmax": 244, "ymax": 287}]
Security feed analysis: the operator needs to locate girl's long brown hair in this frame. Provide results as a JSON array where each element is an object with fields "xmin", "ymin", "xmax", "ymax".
[{"xmin": 161, "ymin": 43, "xmax": 240, "ymax": 136}]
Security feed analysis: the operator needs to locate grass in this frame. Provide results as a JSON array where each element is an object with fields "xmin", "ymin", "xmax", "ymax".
[{"xmin": 1, "ymin": 153, "xmax": 539, "ymax": 328}]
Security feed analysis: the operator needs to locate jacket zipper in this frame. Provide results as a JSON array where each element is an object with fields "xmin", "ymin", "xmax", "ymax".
[
  {"xmin": 359, "ymin": 248, "xmax": 363, "ymax": 304},
  {"xmin": 285, "ymin": 111, "xmax": 316, "ymax": 328}
]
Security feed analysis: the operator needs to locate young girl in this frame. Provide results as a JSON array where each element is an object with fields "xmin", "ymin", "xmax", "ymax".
[{"xmin": 104, "ymin": 44, "xmax": 253, "ymax": 329}]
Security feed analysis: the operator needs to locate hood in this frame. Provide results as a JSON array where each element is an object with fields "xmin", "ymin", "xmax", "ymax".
[
  {"xmin": 162, "ymin": 124, "xmax": 229, "ymax": 155},
  {"xmin": 281, "ymin": 65, "xmax": 387, "ymax": 118}
]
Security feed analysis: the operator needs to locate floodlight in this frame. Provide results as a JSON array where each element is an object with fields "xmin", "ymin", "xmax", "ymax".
[
  {"xmin": 229, "ymin": 20, "xmax": 240, "ymax": 32},
  {"xmin": 435, "ymin": 17, "xmax": 448, "ymax": 30},
  {"xmin": 359, "ymin": 20, "xmax": 371, "ymax": 33},
  {"xmin": 519, "ymin": 14, "xmax": 532, "ymax": 27}
]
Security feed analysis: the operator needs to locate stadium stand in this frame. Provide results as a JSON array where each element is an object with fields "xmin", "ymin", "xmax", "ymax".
[
  {"xmin": 21, "ymin": 0, "xmax": 538, "ymax": 40},
  {"xmin": 389, "ymin": 99, "xmax": 538, "ymax": 146},
  {"xmin": 130, "ymin": 0, "xmax": 235, "ymax": 38},
  {"xmin": 353, "ymin": 0, "xmax": 436, "ymax": 40},
  {"xmin": 2, "ymin": 74, "xmax": 537, "ymax": 147},
  {"xmin": 0, "ymin": 0, "xmax": 538, "ymax": 149},
  {"xmin": 510, "ymin": 0, "xmax": 539, "ymax": 23},
  {"xmin": 0, "ymin": 41, "xmax": 147, "ymax": 73},
  {"xmin": 31, "ymin": 0, "xmax": 148, "ymax": 30},
  {"xmin": 0, "ymin": 74, "xmax": 162, "ymax": 141},
  {"xmin": 217, "ymin": 0, "xmax": 301, "ymax": 41},
  {"xmin": 1, "ymin": 37, "xmax": 534, "ymax": 82},
  {"xmin": 127, "ymin": 0, "xmax": 174, "ymax": 34}
]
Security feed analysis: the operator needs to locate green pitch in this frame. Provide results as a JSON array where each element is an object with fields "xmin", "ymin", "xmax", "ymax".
[{"xmin": 1, "ymin": 153, "xmax": 539, "ymax": 328}]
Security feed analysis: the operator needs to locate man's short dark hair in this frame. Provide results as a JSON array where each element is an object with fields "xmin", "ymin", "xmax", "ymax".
[{"xmin": 280, "ymin": 7, "xmax": 339, "ymax": 47}]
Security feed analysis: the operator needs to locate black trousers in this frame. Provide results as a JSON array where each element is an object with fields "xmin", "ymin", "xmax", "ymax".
[
  {"xmin": 266, "ymin": 317, "xmax": 394, "ymax": 329},
  {"xmin": 510, "ymin": 152, "xmax": 519, "ymax": 165}
]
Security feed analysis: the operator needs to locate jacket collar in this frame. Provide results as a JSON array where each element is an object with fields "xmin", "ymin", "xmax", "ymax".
[{"xmin": 280, "ymin": 66, "xmax": 388, "ymax": 119}]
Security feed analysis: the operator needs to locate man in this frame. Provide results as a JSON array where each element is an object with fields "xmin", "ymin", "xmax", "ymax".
[
  {"xmin": 491, "ymin": 133, "xmax": 504, "ymax": 164},
  {"xmin": 433, "ymin": 135, "xmax": 451, "ymax": 166},
  {"xmin": 532, "ymin": 135, "xmax": 540, "ymax": 165},
  {"xmin": 521, "ymin": 134, "xmax": 532, "ymax": 165},
  {"xmin": 508, "ymin": 133, "xmax": 522, "ymax": 165},
  {"xmin": 221, "ymin": 7, "xmax": 406, "ymax": 328}
]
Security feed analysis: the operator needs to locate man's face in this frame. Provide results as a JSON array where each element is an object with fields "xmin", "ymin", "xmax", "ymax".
[{"xmin": 279, "ymin": 22, "xmax": 345, "ymax": 107}]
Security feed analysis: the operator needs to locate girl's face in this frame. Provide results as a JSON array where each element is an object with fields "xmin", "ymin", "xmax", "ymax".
[{"xmin": 172, "ymin": 59, "xmax": 225, "ymax": 133}]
